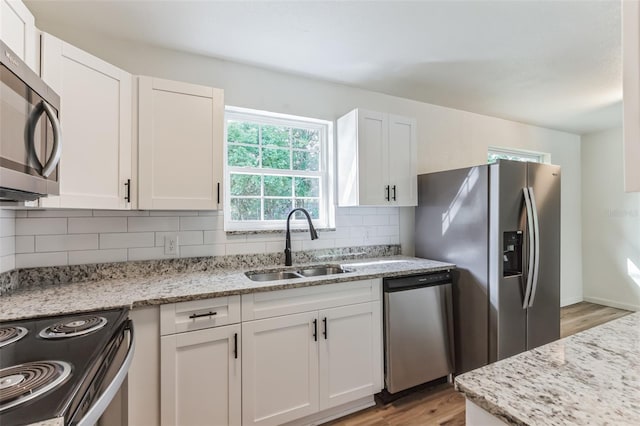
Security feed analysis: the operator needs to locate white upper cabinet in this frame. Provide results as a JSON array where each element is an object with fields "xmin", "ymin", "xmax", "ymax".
[
  {"xmin": 0, "ymin": 0, "xmax": 37, "ymax": 71},
  {"xmin": 138, "ymin": 76, "xmax": 224, "ymax": 210},
  {"xmin": 39, "ymin": 33, "xmax": 133, "ymax": 209},
  {"xmin": 623, "ymin": 0, "xmax": 640, "ymax": 192},
  {"xmin": 337, "ymin": 108, "xmax": 417, "ymax": 206}
]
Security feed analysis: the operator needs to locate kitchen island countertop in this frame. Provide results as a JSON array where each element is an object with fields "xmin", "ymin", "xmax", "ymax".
[
  {"xmin": 455, "ymin": 311, "xmax": 640, "ymax": 425},
  {"xmin": 0, "ymin": 256, "xmax": 453, "ymax": 322}
]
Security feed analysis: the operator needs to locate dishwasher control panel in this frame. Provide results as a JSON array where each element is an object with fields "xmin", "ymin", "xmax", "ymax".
[{"xmin": 383, "ymin": 270, "xmax": 452, "ymax": 292}]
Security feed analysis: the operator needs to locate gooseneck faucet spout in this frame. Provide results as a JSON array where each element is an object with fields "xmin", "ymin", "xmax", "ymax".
[{"xmin": 284, "ymin": 208, "xmax": 318, "ymax": 266}]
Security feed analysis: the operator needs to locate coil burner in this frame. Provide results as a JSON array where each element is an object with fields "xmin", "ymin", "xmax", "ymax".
[
  {"xmin": 39, "ymin": 316, "xmax": 107, "ymax": 339},
  {"xmin": 0, "ymin": 361, "xmax": 72, "ymax": 412},
  {"xmin": 0, "ymin": 327, "xmax": 28, "ymax": 348}
]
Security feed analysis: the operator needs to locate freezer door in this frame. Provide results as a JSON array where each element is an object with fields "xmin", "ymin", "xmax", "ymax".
[
  {"xmin": 526, "ymin": 162, "xmax": 561, "ymax": 349},
  {"xmin": 489, "ymin": 161, "xmax": 528, "ymax": 362}
]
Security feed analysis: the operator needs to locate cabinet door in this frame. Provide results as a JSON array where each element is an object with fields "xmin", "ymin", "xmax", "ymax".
[
  {"xmin": 318, "ymin": 301, "xmax": 382, "ymax": 410},
  {"xmin": 138, "ymin": 76, "xmax": 223, "ymax": 210},
  {"xmin": 0, "ymin": 0, "xmax": 36, "ymax": 71},
  {"xmin": 161, "ymin": 324, "xmax": 241, "ymax": 426},
  {"xmin": 242, "ymin": 312, "xmax": 319, "ymax": 426},
  {"xmin": 357, "ymin": 110, "xmax": 390, "ymax": 205},
  {"xmin": 40, "ymin": 33, "xmax": 132, "ymax": 209},
  {"xmin": 388, "ymin": 114, "xmax": 417, "ymax": 206}
]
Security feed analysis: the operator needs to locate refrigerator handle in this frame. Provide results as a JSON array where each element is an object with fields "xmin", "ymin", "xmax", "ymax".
[
  {"xmin": 522, "ymin": 188, "xmax": 535, "ymax": 309},
  {"xmin": 527, "ymin": 188, "xmax": 541, "ymax": 308}
]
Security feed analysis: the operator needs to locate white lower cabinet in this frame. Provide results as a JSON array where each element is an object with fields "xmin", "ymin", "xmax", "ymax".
[
  {"xmin": 161, "ymin": 324, "xmax": 241, "ymax": 426},
  {"xmin": 242, "ymin": 281, "xmax": 382, "ymax": 426}
]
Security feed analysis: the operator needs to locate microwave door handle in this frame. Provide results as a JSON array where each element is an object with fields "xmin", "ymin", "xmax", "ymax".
[
  {"xmin": 76, "ymin": 321, "xmax": 135, "ymax": 426},
  {"xmin": 25, "ymin": 101, "xmax": 46, "ymax": 173},
  {"xmin": 40, "ymin": 101, "xmax": 62, "ymax": 178},
  {"xmin": 522, "ymin": 187, "xmax": 535, "ymax": 309},
  {"xmin": 527, "ymin": 188, "xmax": 541, "ymax": 308}
]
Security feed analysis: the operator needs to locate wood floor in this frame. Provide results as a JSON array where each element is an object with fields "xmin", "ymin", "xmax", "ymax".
[{"xmin": 323, "ymin": 302, "xmax": 632, "ymax": 426}]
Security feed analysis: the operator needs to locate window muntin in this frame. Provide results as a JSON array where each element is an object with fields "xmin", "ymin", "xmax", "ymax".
[{"xmin": 224, "ymin": 108, "xmax": 332, "ymax": 231}]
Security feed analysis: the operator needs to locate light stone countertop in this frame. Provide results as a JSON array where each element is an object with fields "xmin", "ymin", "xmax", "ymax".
[
  {"xmin": 0, "ymin": 256, "xmax": 454, "ymax": 322},
  {"xmin": 455, "ymin": 312, "xmax": 640, "ymax": 425}
]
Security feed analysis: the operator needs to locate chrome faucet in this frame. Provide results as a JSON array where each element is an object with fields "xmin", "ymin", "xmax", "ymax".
[{"xmin": 284, "ymin": 208, "xmax": 318, "ymax": 266}]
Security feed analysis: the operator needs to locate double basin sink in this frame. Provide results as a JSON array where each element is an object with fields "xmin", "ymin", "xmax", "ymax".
[{"xmin": 246, "ymin": 265, "xmax": 353, "ymax": 282}]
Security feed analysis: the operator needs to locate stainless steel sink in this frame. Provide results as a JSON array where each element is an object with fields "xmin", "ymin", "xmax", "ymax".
[
  {"xmin": 245, "ymin": 271, "xmax": 303, "ymax": 282},
  {"xmin": 297, "ymin": 266, "xmax": 352, "ymax": 277},
  {"xmin": 245, "ymin": 264, "xmax": 353, "ymax": 282}
]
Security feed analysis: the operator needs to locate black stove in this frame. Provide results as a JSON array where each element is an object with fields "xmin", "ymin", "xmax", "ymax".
[{"xmin": 0, "ymin": 308, "xmax": 130, "ymax": 426}]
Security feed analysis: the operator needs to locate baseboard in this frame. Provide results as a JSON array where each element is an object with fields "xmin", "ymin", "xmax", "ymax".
[
  {"xmin": 583, "ymin": 296, "xmax": 640, "ymax": 312},
  {"xmin": 281, "ymin": 395, "xmax": 376, "ymax": 426},
  {"xmin": 560, "ymin": 295, "xmax": 583, "ymax": 307}
]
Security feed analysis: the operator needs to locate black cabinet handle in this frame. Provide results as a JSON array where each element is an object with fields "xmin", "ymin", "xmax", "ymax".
[
  {"xmin": 233, "ymin": 332, "xmax": 238, "ymax": 359},
  {"xmin": 124, "ymin": 179, "xmax": 131, "ymax": 203},
  {"xmin": 392, "ymin": 185, "xmax": 397, "ymax": 201},
  {"xmin": 323, "ymin": 317, "xmax": 327, "ymax": 339},
  {"xmin": 217, "ymin": 182, "xmax": 220, "ymax": 204},
  {"xmin": 312, "ymin": 319, "xmax": 317, "ymax": 341},
  {"xmin": 385, "ymin": 185, "xmax": 390, "ymax": 201},
  {"xmin": 188, "ymin": 311, "xmax": 217, "ymax": 319}
]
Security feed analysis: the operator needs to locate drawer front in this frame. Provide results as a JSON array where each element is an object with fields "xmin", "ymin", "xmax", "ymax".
[
  {"xmin": 241, "ymin": 279, "xmax": 381, "ymax": 321},
  {"xmin": 161, "ymin": 295, "xmax": 241, "ymax": 335}
]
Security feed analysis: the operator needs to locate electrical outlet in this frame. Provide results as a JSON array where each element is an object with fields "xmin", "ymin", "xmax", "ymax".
[{"xmin": 164, "ymin": 235, "xmax": 178, "ymax": 255}]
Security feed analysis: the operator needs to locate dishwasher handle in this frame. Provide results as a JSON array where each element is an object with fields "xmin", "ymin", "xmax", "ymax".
[{"xmin": 383, "ymin": 271, "xmax": 452, "ymax": 292}]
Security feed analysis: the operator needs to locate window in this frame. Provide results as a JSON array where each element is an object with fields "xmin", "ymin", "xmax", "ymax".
[
  {"xmin": 224, "ymin": 107, "xmax": 333, "ymax": 231},
  {"xmin": 487, "ymin": 147, "xmax": 550, "ymax": 164}
]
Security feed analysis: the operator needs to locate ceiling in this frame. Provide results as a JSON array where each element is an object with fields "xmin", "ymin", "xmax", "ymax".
[{"xmin": 25, "ymin": 0, "xmax": 622, "ymax": 135}]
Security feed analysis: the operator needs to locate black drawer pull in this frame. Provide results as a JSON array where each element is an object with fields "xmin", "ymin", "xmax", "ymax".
[
  {"xmin": 189, "ymin": 311, "xmax": 217, "ymax": 319},
  {"xmin": 313, "ymin": 319, "xmax": 318, "ymax": 341},
  {"xmin": 233, "ymin": 333, "xmax": 238, "ymax": 359},
  {"xmin": 323, "ymin": 317, "xmax": 327, "ymax": 339}
]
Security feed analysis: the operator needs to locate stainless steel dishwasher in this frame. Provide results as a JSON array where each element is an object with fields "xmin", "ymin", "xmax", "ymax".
[{"xmin": 383, "ymin": 270, "xmax": 455, "ymax": 394}]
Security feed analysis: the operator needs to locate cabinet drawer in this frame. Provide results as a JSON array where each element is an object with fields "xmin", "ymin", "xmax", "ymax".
[
  {"xmin": 241, "ymin": 279, "xmax": 381, "ymax": 321},
  {"xmin": 160, "ymin": 295, "xmax": 240, "ymax": 335}
]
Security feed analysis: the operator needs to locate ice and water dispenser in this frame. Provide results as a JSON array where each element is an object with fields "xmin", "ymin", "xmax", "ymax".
[{"xmin": 503, "ymin": 231, "xmax": 523, "ymax": 277}]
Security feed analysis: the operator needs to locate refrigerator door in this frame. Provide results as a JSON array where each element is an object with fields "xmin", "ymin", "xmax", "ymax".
[
  {"xmin": 415, "ymin": 166, "xmax": 489, "ymax": 374},
  {"xmin": 526, "ymin": 162, "xmax": 561, "ymax": 349},
  {"xmin": 489, "ymin": 161, "xmax": 528, "ymax": 362}
]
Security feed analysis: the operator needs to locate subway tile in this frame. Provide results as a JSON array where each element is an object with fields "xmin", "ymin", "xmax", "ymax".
[
  {"xmin": 377, "ymin": 207, "xmax": 399, "ymax": 215},
  {"xmin": 127, "ymin": 217, "xmax": 179, "ymax": 232},
  {"xmin": 14, "ymin": 211, "xmax": 28, "ymax": 218},
  {"xmin": 68, "ymin": 217, "xmax": 126, "ymax": 234},
  {"xmin": 15, "ymin": 236, "xmax": 34, "ymax": 253},
  {"xmin": 204, "ymin": 230, "xmax": 246, "ymax": 245},
  {"xmin": 334, "ymin": 237, "xmax": 364, "ymax": 248},
  {"xmin": 16, "ymin": 252, "xmax": 67, "ymax": 268},
  {"xmin": 36, "ymin": 234, "xmax": 99, "ymax": 252},
  {"xmin": 349, "ymin": 207, "xmax": 378, "ymax": 215},
  {"xmin": 93, "ymin": 210, "xmax": 149, "ymax": 217},
  {"xmin": 26, "ymin": 209, "xmax": 92, "ymax": 218},
  {"xmin": 180, "ymin": 244, "xmax": 225, "ymax": 258},
  {"xmin": 197, "ymin": 210, "xmax": 220, "ymax": 216},
  {"xmin": 376, "ymin": 225, "xmax": 399, "ymax": 237},
  {"xmin": 363, "ymin": 215, "xmax": 389, "ymax": 226},
  {"xmin": 69, "ymin": 249, "xmax": 127, "ymax": 265},
  {"xmin": 180, "ymin": 216, "xmax": 218, "ymax": 231},
  {"xmin": 0, "ymin": 209, "xmax": 16, "ymax": 218},
  {"xmin": 0, "ymin": 255, "xmax": 15, "ymax": 273},
  {"xmin": 100, "ymin": 232, "xmax": 155, "ymax": 249},
  {"xmin": 128, "ymin": 247, "xmax": 177, "ymax": 261},
  {"xmin": 389, "ymin": 214, "xmax": 399, "ymax": 226},
  {"xmin": 265, "ymin": 241, "xmax": 286, "ymax": 253},
  {"xmin": 149, "ymin": 210, "xmax": 198, "ymax": 216},
  {"xmin": 225, "ymin": 242, "xmax": 266, "ymax": 255},
  {"xmin": 16, "ymin": 218, "xmax": 66, "ymax": 235},
  {"xmin": 0, "ymin": 236, "xmax": 15, "ymax": 257},
  {"xmin": 0, "ymin": 218, "xmax": 15, "ymax": 237},
  {"xmin": 155, "ymin": 231, "xmax": 203, "ymax": 247}
]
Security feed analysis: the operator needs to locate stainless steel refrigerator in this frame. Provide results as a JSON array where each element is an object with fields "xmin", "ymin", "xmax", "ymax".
[{"xmin": 415, "ymin": 160, "xmax": 560, "ymax": 374}]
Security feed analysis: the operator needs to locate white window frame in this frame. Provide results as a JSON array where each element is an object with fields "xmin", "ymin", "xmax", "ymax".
[
  {"xmin": 224, "ymin": 106, "xmax": 334, "ymax": 232},
  {"xmin": 488, "ymin": 146, "xmax": 551, "ymax": 164}
]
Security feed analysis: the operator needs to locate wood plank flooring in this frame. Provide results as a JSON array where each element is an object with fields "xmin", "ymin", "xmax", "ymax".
[{"xmin": 323, "ymin": 302, "xmax": 632, "ymax": 426}]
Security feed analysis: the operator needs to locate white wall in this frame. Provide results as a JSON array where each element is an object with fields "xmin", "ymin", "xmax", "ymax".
[
  {"xmin": 582, "ymin": 127, "xmax": 640, "ymax": 311},
  {"xmin": 13, "ymin": 24, "xmax": 583, "ymax": 305},
  {"xmin": 9, "ymin": 208, "xmax": 398, "ymax": 268}
]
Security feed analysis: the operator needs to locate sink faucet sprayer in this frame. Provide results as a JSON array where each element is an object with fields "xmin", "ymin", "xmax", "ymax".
[{"xmin": 284, "ymin": 208, "xmax": 318, "ymax": 266}]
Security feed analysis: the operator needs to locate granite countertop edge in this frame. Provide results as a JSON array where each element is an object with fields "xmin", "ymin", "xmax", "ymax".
[
  {"xmin": 0, "ymin": 256, "xmax": 455, "ymax": 322},
  {"xmin": 454, "ymin": 381, "xmax": 526, "ymax": 426}
]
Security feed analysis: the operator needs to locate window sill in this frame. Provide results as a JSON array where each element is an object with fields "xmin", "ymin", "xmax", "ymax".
[{"xmin": 226, "ymin": 228, "xmax": 336, "ymax": 236}]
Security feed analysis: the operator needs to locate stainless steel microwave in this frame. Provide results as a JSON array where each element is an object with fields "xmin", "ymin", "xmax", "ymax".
[{"xmin": 1, "ymin": 39, "xmax": 61, "ymax": 201}]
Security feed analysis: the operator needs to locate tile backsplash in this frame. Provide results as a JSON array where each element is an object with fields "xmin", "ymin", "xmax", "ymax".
[{"xmin": 4, "ymin": 207, "xmax": 400, "ymax": 270}]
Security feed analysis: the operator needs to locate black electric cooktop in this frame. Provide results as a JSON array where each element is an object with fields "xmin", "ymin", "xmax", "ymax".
[{"xmin": 0, "ymin": 308, "xmax": 128, "ymax": 426}]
